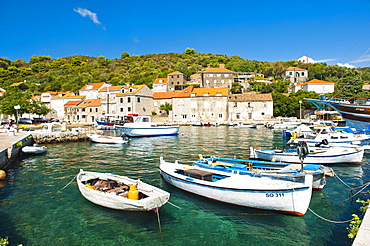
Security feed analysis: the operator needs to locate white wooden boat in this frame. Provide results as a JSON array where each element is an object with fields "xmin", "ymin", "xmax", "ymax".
[
  {"xmin": 77, "ymin": 169, "xmax": 170, "ymax": 211},
  {"xmin": 116, "ymin": 115, "xmax": 179, "ymax": 137},
  {"xmin": 252, "ymin": 145, "xmax": 364, "ymax": 165},
  {"xmin": 22, "ymin": 144, "xmax": 47, "ymax": 154},
  {"xmin": 159, "ymin": 157, "xmax": 313, "ymax": 216},
  {"xmin": 287, "ymin": 126, "xmax": 370, "ymax": 146},
  {"xmin": 234, "ymin": 123, "xmax": 257, "ymax": 128},
  {"xmin": 87, "ymin": 134, "xmax": 129, "ymax": 144},
  {"xmin": 194, "ymin": 155, "xmax": 333, "ymax": 191}
]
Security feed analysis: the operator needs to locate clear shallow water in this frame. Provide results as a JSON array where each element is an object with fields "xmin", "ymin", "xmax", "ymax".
[{"xmin": 0, "ymin": 126, "xmax": 369, "ymax": 245}]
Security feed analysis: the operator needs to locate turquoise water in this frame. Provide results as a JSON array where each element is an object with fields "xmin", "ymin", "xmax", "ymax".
[{"xmin": 0, "ymin": 126, "xmax": 369, "ymax": 245}]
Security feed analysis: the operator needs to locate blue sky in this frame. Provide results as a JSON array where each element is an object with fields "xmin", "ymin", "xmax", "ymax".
[{"xmin": 1, "ymin": 0, "xmax": 370, "ymax": 67}]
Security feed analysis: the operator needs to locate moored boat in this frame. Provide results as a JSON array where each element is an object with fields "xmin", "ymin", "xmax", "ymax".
[
  {"xmin": 87, "ymin": 133, "xmax": 129, "ymax": 144},
  {"xmin": 22, "ymin": 144, "xmax": 47, "ymax": 154},
  {"xmin": 194, "ymin": 155, "xmax": 333, "ymax": 191},
  {"xmin": 77, "ymin": 169, "xmax": 170, "ymax": 211},
  {"xmin": 252, "ymin": 145, "xmax": 364, "ymax": 165},
  {"xmin": 159, "ymin": 157, "xmax": 313, "ymax": 216},
  {"xmin": 234, "ymin": 123, "xmax": 257, "ymax": 128},
  {"xmin": 116, "ymin": 115, "xmax": 179, "ymax": 137}
]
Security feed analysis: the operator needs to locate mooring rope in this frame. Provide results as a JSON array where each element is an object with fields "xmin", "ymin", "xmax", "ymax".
[
  {"xmin": 156, "ymin": 207, "xmax": 164, "ymax": 246},
  {"xmin": 334, "ymin": 172, "xmax": 353, "ymax": 189},
  {"xmin": 57, "ymin": 175, "xmax": 77, "ymax": 193}
]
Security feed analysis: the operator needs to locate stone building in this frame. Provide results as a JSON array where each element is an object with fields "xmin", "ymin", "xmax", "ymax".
[
  {"xmin": 172, "ymin": 86, "xmax": 229, "ymax": 123},
  {"xmin": 281, "ymin": 67, "xmax": 308, "ymax": 84},
  {"xmin": 167, "ymin": 71, "xmax": 186, "ymax": 91},
  {"xmin": 115, "ymin": 84, "xmax": 154, "ymax": 116},
  {"xmin": 202, "ymin": 67, "xmax": 234, "ymax": 89},
  {"xmin": 75, "ymin": 99, "xmax": 102, "ymax": 123},
  {"xmin": 227, "ymin": 93, "xmax": 273, "ymax": 122}
]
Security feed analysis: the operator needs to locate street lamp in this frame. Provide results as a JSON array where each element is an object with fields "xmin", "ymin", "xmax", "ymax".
[
  {"xmin": 299, "ymin": 101, "xmax": 302, "ymax": 120},
  {"xmin": 14, "ymin": 105, "xmax": 20, "ymax": 133}
]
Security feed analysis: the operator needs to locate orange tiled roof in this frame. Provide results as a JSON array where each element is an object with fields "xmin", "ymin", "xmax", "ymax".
[
  {"xmin": 168, "ymin": 71, "xmax": 183, "ymax": 75},
  {"xmin": 99, "ymin": 86, "xmax": 126, "ymax": 92},
  {"xmin": 77, "ymin": 99, "xmax": 102, "ymax": 107},
  {"xmin": 285, "ymin": 67, "xmax": 307, "ymax": 71},
  {"xmin": 204, "ymin": 68, "xmax": 234, "ymax": 73},
  {"xmin": 153, "ymin": 91, "xmax": 181, "ymax": 99},
  {"xmin": 116, "ymin": 84, "xmax": 145, "ymax": 95},
  {"xmin": 42, "ymin": 91, "xmax": 59, "ymax": 95},
  {"xmin": 65, "ymin": 100, "xmax": 82, "ymax": 106},
  {"xmin": 79, "ymin": 82, "xmax": 108, "ymax": 91},
  {"xmin": 228, "ymin": 93, "xmax": 273, "ymax": 102},
  {"xmin": 174, "ymin": 86, "xmax": 228, "ymax": 97},
  {"xmin": 306, "ymin": 79, "xmax": 334, "ymax": 84},
  {"xmin": 154, "ymin": 78, "xmax": 168, "ymax": 85}
]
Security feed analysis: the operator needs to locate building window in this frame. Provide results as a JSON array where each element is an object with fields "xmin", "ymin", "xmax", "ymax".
[
  {"xmin": 120, "ymin": 108, "xmax": 124, "ymax": 112},
  {"xmin": 82, "ymin": 108, "xmax": 85, "ymax": 112},
  {"xmin": 289, "ymin": 72, "xmax": 292, "ymax": 75},
  {"xmin": 234, "ymin": 102, "xmax": 237, "ymax": 107},
  {"xmin": 120, "ymin": 98, "xmax": 123, "ymax": 103},
  {"xmin": 128, "ymin": 107, "xmax": 131, "ymax": 112},
  {"xmin": 137, "ymin": 97, "xmax": 140, "ymax": 103},
  {"xmin": 127, "ymin": 97, "xmax": 131, "ymax": 103},
  {"xmin": 182, "ymin": 114, "xmax": 187, "ymax": 119},
  {"xmin": 247, "ymin": 103, "xmax": 251, "ymax": 107},
  {"xmin": 236, "ymin": 113, "xmax": 240, "ymax": 119},
  {"xmin": 90, "ymin": 108, "xmax": 92, "ymax": 112},
  {"xmin": 263, "ymin": 102, "xmax": 267, "ymax": 107},
  {"xmin": 218, "ymin": 114, "xmax": 223, "ymax": 118},
  {"xmin": 96, "ymin": 108, "xmax": 98, "ymax": 112}
]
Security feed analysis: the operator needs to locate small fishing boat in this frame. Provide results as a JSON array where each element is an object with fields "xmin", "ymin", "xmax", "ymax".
[
  {"xmin": 251, "ymin": 145, "xmax": 364, "ymax": 165},
  {"xmin": 22, "ymin": 144, "xmax": 47, "ymax": 154},
  {"xmin": 116, "ymin": 115, "xmax": 179, "ymax": 137},
  {"xmin": 77, "ymin": 169, "xmax": 170, "ymax": 211},
  {"xmin": 286, "ymin": 125, "xmax": 370, "ymax": 146},
  {"xmin": 87, "ymin": 134, "xmax": 129, "ymax": 144},
  {"xmin": 159, "ymin": 157, "xmax": 313, "ymax": 216},
  {"xmin": 234, "ymin": 123, "xmax": 257, "ymax": 128},
  {"xmin": 194, "ymin": 154, "xmax": 333, "ymax": 191}
]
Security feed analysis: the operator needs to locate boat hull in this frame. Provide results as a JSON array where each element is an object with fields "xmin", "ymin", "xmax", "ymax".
[
  {"xmin": 77, "ymin": 170, "xmax": 170, "ymax": 211},
  {"xmin": 159, "ymin": 159, "xmax": 313, "ymax": 216},
  {"xmin": 254, "ymin": 148, "xmax": 364, "ymax": 165},
  {"xmin": 87, "ymin": 134, "xmax": 129, "ymax": 144},
  {"xmin": 22, "ymin": 146, "xmax": 47, "ymax": 154},
  {"xmin": 117, "ymin": 126, "xmax": 180, "ymax": 137}
]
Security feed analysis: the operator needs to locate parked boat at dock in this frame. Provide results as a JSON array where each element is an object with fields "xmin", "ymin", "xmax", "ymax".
[
  {"xmin": 193, "ymin": 155, "xmax": 333, "ymax": 190},
  {"xmin": 77, "ymin": 169, "xmax": 170, "ymax": 211},
  {"xmin": 87, "ymin": 133, "xmax": 130, "ymax": 144},
  {"xmin": 22, "ymin": 144, "xmax": 47, "ymax": 155},
  {"xmin": 251, "ymin": 145, "xmax": 364, "ymax": 165},
  {"xmin": 116, "ymin": 115, "xmax": 179, "ymax": 137},
  {"xmin": 159, "ymin": 157, "xmax": 313, "ymax": 216}
]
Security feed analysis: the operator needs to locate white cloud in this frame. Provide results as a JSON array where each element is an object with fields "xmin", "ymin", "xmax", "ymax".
[
  {"xmin": 350, "ymin": 55, "xmax": 370, "ymax": 64},
  {"xmin": 337, "ymin": 63, "xmax": 356, "ymax": 68},
  {"xmin": 315, "ymin": 58, "xmax": 337, "ymax": 63},
  {"xmin": 74, "ymin": 8, "xmax": 105, "ymax": 29}
]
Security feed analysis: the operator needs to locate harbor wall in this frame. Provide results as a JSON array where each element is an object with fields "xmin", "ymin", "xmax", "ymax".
[{"xmin": 0, "ymin": 134, "xmax": 34, "ymax": 170}]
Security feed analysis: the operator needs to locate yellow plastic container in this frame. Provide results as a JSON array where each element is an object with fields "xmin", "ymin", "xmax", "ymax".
[{"xmin": 128, "ymin": 184, "xmax": 139, "ymax": 200}]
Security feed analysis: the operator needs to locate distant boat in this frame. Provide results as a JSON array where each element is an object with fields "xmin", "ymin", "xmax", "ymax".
[
  {"xmin": 87, "ymin": 134, "xmax": 129, "ymax": 144},
  {"xmin": 252, "ymin": 145, "xmax": 364, "ymax": 165},
  {"xmin": 305, "ymin": 95, "xmax": 370, "ymax": 130},
  {"xmin": 116, "ymin": 115, "xmax": 179, "ymax": 137},
  {"xmin": 77, "ymin": 169, "xmax": 170, "ymax": 211},
  {"xmin": 234, "ymin": 123, "xmax": 257, "ymax": 128},
  {"xmin": 22, "ymin": 144, "xmax": 47, "ymax": 154},
  {"xmin": 159, "ymin": 157, "xmax": 313, "ymax": 216}
]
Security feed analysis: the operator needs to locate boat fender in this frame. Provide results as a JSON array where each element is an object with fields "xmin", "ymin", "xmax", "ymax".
[
  {"xmin": 86, "ymin": 183, "xmax": 94, "ymax": 189},
  {"xmin": 322, "ymin": 139, "xmax": 329, "ymax": 145},
  {"xmin": 293, "ymin": 132, "xmax": 297, "ymax": 139}
]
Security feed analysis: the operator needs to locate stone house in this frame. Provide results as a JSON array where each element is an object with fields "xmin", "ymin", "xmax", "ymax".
[
  {"xmin": 227, "ymin": 93, "xmax": 273, "ymax": 122},
  {"xmin": 152, "ymin": 78, "xmax": 169, "ymax": 92},
  {"xmin": 291, "ymin": 79, "xmax": 334, "ymax": 93},
  {"xmin": 153, "ymin": 91, "xmax": 180, "ymax": 116},
  {"xmin": 64, "ymin": 100, "xmax": 82, "ymax": 122},
  {"xmin": 50, "ymin": 92, "xmax": 85, "ymax": 119},
  {"xmin": 98, "ymin": 85, "xmax": 126, "ymax": 115},
  {"xmin": 167, "ymin": 71, "xmax": 186, "ymax": 91},
  {"xmin": 202, "ymin": 67, "xmax": 234, "ymax": 89},
  {"xmin": 79, "ymin": 82, "xmax": 111, "ymax": 99},
  {"xmin": 75, "ymin": 99, "xmax": 103, "ymax": 123},
  {"xmin": 282, "ymin": 67, "xmax": 308, "ymax": 84},
  {"xmin": 172, "ymin": 86, "xmax": 229, "ymax": 123},
  {"xmin": 115, "ymin": 84, "xmax": 154, "ymax": 116}
]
